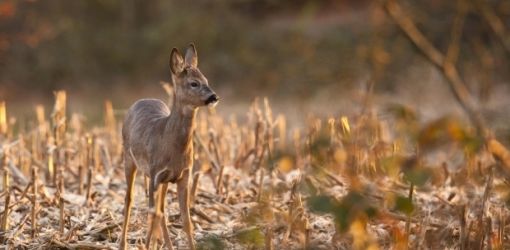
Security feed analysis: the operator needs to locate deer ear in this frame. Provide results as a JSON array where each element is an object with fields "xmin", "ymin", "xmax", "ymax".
[
  {"xmin": 170, "ymin": 48, "xmax": 184, "ymax": 74},
  {"xmin": 184, "ymin": 43, "xmax": 198, "ymax": 68}
]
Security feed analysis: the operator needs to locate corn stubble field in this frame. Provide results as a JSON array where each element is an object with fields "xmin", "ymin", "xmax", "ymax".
[{"xmin": 0, "ymin": 84, "xmax": 509, "ymax": 249}]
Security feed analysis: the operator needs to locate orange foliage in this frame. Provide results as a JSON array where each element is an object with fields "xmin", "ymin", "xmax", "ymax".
[{"xmin": 0, "ymin": 1, "xmax": 15, "ymax": 18}]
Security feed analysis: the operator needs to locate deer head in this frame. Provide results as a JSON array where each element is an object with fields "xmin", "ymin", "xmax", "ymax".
[{"xmin": 170, "ymin": 44, "xmax": 219, "ymax": 109}]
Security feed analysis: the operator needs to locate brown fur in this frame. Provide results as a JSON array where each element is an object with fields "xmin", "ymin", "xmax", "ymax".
[{"xmin": 120, "ymin": 44, "xmax": 218, "ymax": 250}]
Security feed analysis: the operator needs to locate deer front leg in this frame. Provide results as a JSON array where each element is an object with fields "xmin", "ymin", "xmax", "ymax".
[
  {"xmin": 145, "ymin": 174, "xmax": 158, "ymax": 249},
  {"xmin": 177, "ymin": 169, "xmax": 195, "ymax": 250},
  {"xmin": 159, "ymin": 183, "xmax": 174, "ymax": 250},
  {"xmin": 120, "ymin": 160, "xmax": 137, "ymax": 250}
]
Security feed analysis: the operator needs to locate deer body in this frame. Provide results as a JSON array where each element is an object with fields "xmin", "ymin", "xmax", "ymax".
[
  {"xmin": 122, "ymin": 99, "xmax": 195, "ymax": 183},
  {"xmin": 120, "ymin": 44, "xmax": 218, "ymax": 250}
]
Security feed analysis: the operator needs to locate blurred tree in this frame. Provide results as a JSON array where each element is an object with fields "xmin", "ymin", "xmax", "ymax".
[{"xmin": 0, "ymin": 0, "xmax": 508, "ymax": 105}]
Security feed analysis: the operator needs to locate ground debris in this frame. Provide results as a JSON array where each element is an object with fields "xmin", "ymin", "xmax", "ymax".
[{"xmin": 0, "ymin": 97, "xmax": 508, "ymax": 249}]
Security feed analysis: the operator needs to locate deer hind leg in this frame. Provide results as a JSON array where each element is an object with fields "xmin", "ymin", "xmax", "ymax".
[
  {"xmin": 177, "ymin": 169, "xmax": 195, "ymax": 250},
  {"xmin": 145, "ymin": 173, "xmax": 159, "ymax": 249},
  {"xmin": 120, "ymin": 156, "xmax": 137, "ymax": 250},
  {"xmin": 158, "ymin": 183, "xmax": 174, "ymax": 250}
]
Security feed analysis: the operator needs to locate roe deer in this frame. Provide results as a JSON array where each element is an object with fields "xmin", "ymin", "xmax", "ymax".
[{"xmin": 120, "ymin": 44, "xmax": 219, "ymax": 250}]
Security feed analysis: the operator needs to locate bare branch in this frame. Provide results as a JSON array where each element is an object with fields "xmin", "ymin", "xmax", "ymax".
[
  {"xmin": 445, "ymin": 0, "xmax": 468, "ymax": 66},
  {"xmin": 472, "ymin": 0, "xmax": 510, "ymax": 56},
  {"xmin": 383, "ymin": 0, "xmax": 510, "ymax": 175},
  {"xmin": 384, "ymin": 0, "xmax": 444, "ymax": 66},
  {"xmin": 384, "ymin": 0, "xmax": 485, "ymax": 135}
]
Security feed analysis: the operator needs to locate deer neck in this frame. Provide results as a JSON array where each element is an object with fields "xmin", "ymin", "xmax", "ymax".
[{"xmin": 165, "ymin": 100, "xmax": 197, "ymax": 149}]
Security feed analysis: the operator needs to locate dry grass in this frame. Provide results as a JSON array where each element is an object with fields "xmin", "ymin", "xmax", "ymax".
[{"xmin": 0, "ymin": 87, "xmax": 508, "ymax": 250}]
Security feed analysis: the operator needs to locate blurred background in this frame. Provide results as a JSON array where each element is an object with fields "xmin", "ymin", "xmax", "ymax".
[{"xmin": 1, "ymin": 0, "xmax": 510, "ymax": 129}]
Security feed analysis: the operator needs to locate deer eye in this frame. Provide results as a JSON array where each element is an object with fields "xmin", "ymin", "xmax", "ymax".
[{"xmin": 190, "ymin": 82, "xmax": 199, "ymax": 88}]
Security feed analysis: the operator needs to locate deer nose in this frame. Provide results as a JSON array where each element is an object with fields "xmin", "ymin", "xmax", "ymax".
[{"xmin": 205, "ymin": 94, "xmax": 219, "ymax": 106}]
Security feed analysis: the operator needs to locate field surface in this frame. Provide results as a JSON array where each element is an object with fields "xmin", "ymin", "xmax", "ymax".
[{"xmin": 0, "ymin": 89, "xmax": 509, "ymax": 250}]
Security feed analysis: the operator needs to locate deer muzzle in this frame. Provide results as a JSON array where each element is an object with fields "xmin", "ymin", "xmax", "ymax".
[{"xmin": 205, "ymin": 94, "xmax": 219, "ymax": 107}]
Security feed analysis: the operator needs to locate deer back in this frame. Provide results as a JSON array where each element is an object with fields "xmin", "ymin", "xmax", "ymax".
[{"xmin": 122, "ymin": 98, "xmax": 170, "ymax": 175}]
